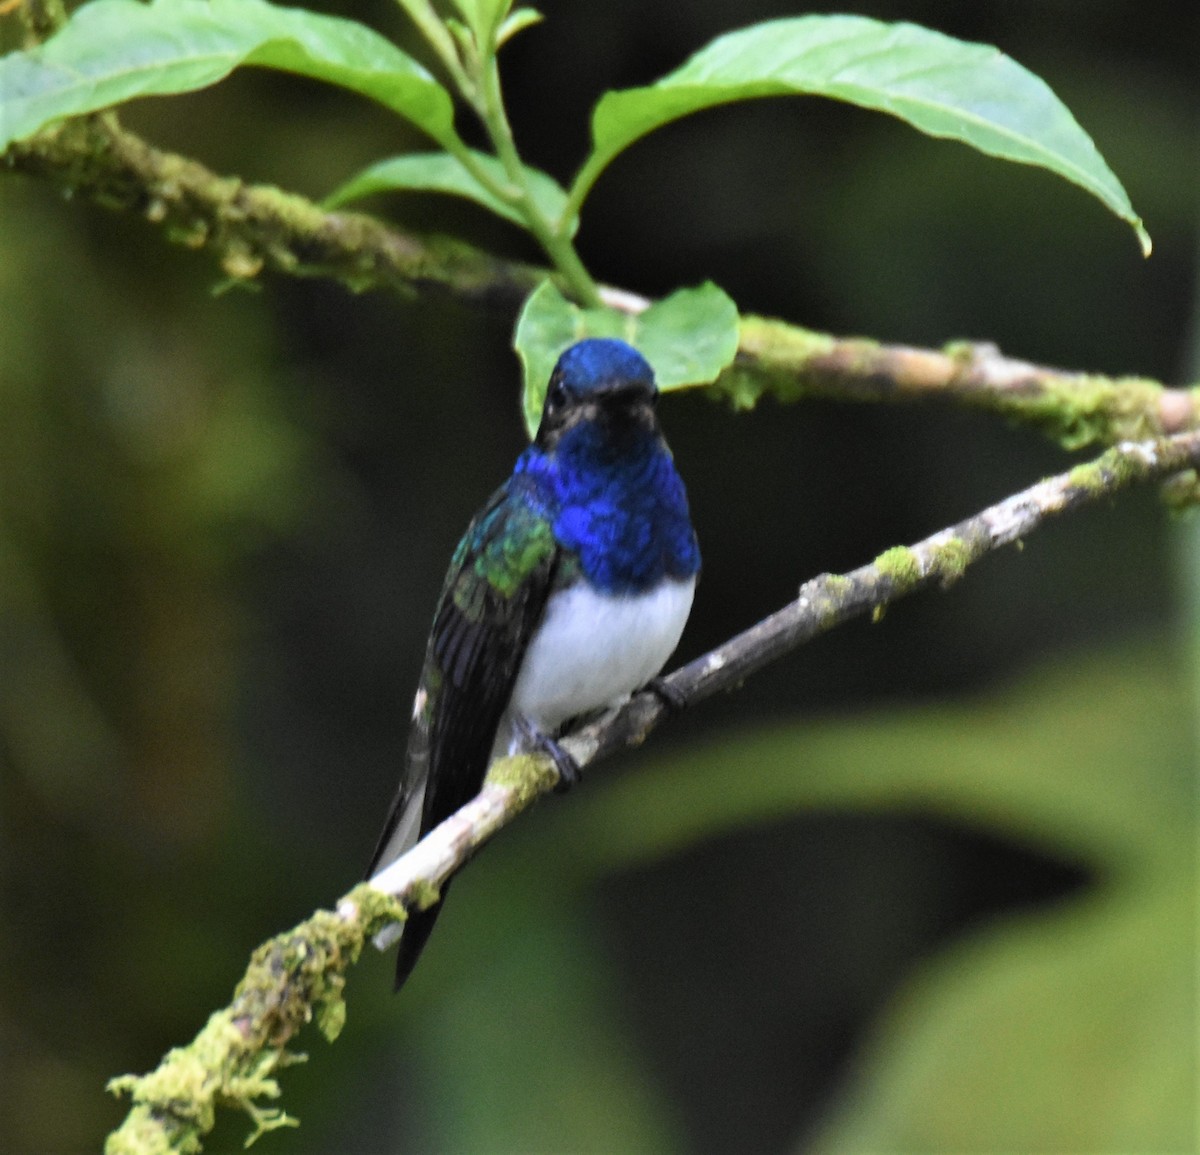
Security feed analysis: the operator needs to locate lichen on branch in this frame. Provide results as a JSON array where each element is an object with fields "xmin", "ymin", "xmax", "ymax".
[
  {"xmin": 104, "ymin": 885, "xmax": 405, "ymax": 1155},
  {"xmin": 725, "ymin": 316, "xmax": 1198, "ymax": 451},
  {"xmin": 5, "ymin": 115, "xmax": 547, "ymax": 307}
]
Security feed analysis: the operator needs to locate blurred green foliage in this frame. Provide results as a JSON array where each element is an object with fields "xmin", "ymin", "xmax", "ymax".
[
  {"xmin": 0, "ymin": 0, "xmax": 1195, "ymax": 1152},
  {"xmin": 417, "ymin": 642, "xmax": 1194, "ymax": 1152}
]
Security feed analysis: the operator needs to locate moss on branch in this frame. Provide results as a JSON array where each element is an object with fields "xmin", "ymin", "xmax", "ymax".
[
  {"xmin": 6, "ymin": 116, "xmax": 546, "ymax": 307},
  {"xmin": 104, "ymin": 885, "xmax": 405, "ymax": 1155},
  {"xmin": 727, "ymin": 316, "xmax": 1198, "ymax": 452}
]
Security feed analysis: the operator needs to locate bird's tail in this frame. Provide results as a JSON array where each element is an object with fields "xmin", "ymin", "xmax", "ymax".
[{"xmin": 393, "ymin": 880, "xmax": 452, "ymax": 991}]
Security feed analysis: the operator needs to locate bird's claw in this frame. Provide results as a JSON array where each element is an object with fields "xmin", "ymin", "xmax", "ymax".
[
  {"xmin": 516, "ymin": 716, "xmax": 583, "ymax": 792},
  {"xmin": 545, "ymin": 736, "xmax": 582, "ymax": 793}
]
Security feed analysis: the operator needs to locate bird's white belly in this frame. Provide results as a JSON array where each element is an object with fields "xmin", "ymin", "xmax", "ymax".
[{"xmin": 508, "ymin": 576, "xmax": 695, "ymax": 736}]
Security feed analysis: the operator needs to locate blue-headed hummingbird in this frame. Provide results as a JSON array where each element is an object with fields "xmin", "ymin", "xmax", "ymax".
[{"xmin": 367, "ymin": 338, "xmax": 700, "ymax": 988}]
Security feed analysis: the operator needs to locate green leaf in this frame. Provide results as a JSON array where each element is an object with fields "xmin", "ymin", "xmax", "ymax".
[
  {"xmin": 513, "ymin": 281, "xmax": 740, "ymax": 439},
  {"xmin": 566, "ymin": 643, "xmax": 1193, "ymax": 877},
  {"xmin": 323, "ymin": 150, "xmax": 570, "ymax": 235},
  {"xmin": 570, "ymin": 15, "xmax": 1150, "ymax": 255},
  {"xmin": 809, "ymin": 877, "xmax": 1196, "ymax": 1153},
  {"xmin": 0, "ymin": 0, "xmax": 459, "ymax": 152},
  {"xmin": 495, "ymin": 8, "xmax": 543, "ymax": 48}
]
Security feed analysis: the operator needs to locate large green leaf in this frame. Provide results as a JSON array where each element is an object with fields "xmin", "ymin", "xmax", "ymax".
[
  {"xmin": 807, "ymin": 877, "xmax": 1195, "ymax": 1153},
  {"xmin": 566, "ymin": 644, "xmax": 1191, "ymax": 881},
  {"xmin": 323, "ymin": 150, "xmax": 570, "ymax": 235},
  {"xmin": 513, "ymin": 280, "xmax": 739, "ymax": 438},
  {"xmin": 569, "ymin": 16, "xmax": 1149, "ymax": 254},
  {"xmin": 0, "ymin": 0, "xmax": 458, "ymax": 152}
]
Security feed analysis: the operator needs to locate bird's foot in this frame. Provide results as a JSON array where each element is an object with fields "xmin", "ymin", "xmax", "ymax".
[
  {"xmin": 644, "ymin": 675, "xmax": 686, "ymax": 715},
  {"xmin": 544, "ymin": 735, "xmax": 582, "ymax": 793},
  {"xmin": 516, "ymin": 716, "xmax": 582, "ymax": 793}
]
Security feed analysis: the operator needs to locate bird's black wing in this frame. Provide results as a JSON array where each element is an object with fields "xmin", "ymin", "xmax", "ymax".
[{"xmin": 366, "ymin": 483, "xmax": 561, "ymax": 988}]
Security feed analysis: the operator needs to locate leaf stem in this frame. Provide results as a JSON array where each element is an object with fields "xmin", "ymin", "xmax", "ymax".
[
  {"xmin": 560, "ymin": 154, "xmax": 605, "ymax": 232},
  {"xmin": 475, "ymin": 53, "xmax": 601, "ymax": 305},
  {"xmin": 393, "ymin": 0, "xmax": 474, "ymax": 99},
  {"xmin": 392, "ymin": 1, "xmax": 599, "ymax": 304}
]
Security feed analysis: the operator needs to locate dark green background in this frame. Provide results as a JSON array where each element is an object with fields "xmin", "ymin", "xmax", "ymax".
[{"xmin": 1, "ymin": 1, "xmax": 1195, "ymax": 1151}]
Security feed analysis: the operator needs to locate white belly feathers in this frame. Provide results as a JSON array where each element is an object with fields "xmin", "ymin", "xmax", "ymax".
[{"xmin": 506, "ymin": 575, "xmax": 696, "ymax": 739}]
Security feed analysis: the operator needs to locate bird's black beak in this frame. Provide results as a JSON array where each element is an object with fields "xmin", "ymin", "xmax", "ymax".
[{"xmin": 596, "ymin": 377, "xmax": 657, "ymax": 407}]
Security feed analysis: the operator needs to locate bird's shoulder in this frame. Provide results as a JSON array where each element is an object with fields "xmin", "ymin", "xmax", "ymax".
[
  {"xmin": 446, "ymin": 479, "xmax": 561, "ymax": 607},
  {"xmin": 428, "ymin": 478, "xmax": 576, "ymax": 698}
]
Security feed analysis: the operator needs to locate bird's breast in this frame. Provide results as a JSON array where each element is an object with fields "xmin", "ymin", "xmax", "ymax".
[{"xmin": 508, "ymin": 575, "xmax": 696, "ymax": 734}]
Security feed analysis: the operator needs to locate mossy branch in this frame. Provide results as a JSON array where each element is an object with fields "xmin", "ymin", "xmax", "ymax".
[
  {"xmin": 727, "ymin": 319, "xmax": 1200, "ymax": 452},
  {"xmin": 5, "ymin": 116, "xmax": 549, "ymax": 307},
  {"xmin": 104, "ymin": 885, "xmax": 407, "ymax": 1155},
  {"xmin": 107, "ymin": 428, "xmax": 1200, "ymax": 1153},
  {"xmin": 5, "ymin": 116, "xmax": 1197, "ymax": 451}
]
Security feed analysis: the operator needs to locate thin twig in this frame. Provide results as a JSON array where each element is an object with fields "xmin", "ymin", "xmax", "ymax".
[{"xmin": 106, "ymin": 429, "xmax": 1200, "ymax": 1155}]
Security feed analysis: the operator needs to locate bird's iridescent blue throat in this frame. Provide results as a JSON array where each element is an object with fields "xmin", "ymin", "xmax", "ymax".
[{"xmin": 512, "ymin": 421, "xmax": 698, "ymax": 592}]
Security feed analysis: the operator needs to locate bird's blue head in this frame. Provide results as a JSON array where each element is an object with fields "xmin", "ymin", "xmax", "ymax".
[
  {"xmin": 553, "ymin": 338, "xmax": 655, "ymax": 399},
  {"xmin": 534, "ymin": 339, "xmax": 658, "ymax": 450}
]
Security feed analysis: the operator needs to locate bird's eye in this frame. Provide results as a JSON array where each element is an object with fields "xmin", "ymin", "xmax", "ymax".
[{"xmin": 545, "ymin": 376, "xmax": 568, "ymax": 411}]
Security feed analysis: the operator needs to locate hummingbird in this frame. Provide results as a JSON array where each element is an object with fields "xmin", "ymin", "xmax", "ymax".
[{"xmin": 366, "ymin": 337, "xmax": 700, "ymax": 989}]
